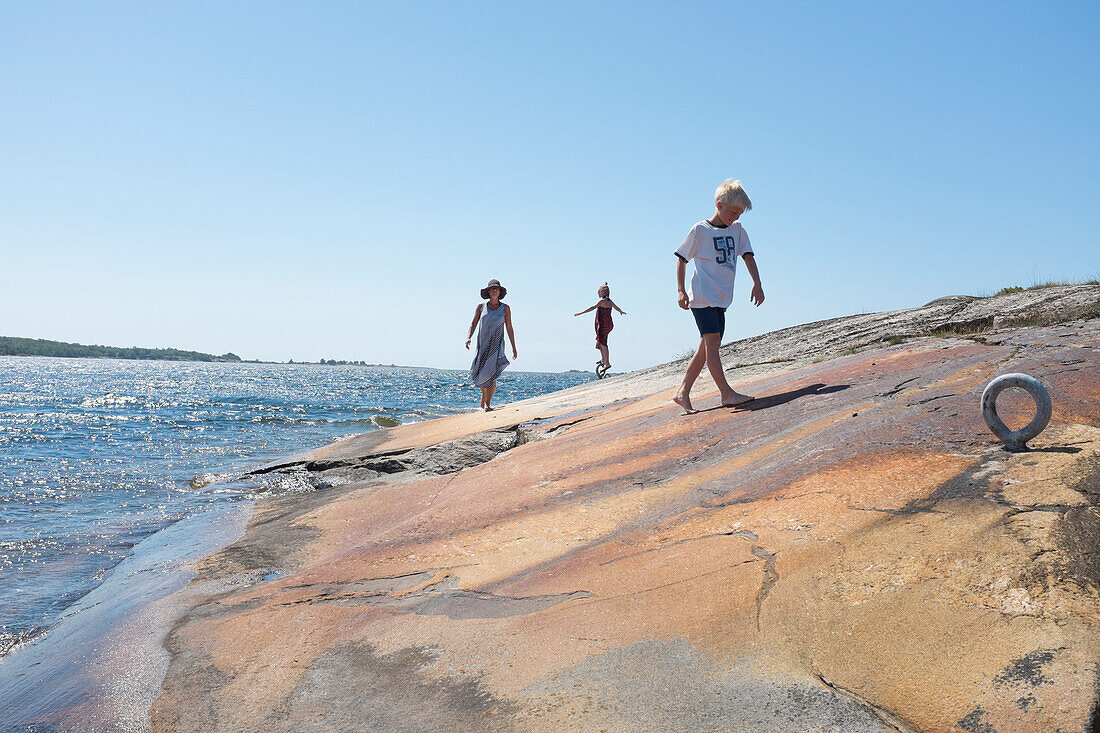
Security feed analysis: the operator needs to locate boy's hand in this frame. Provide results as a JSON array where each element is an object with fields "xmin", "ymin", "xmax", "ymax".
[
  {"xmin": 677, "ymin": 290, "xmax": 689, "ymax": 310},
  {"xmin": 750, "ymin": 284, "xmax": 765, "ymax": 307}
]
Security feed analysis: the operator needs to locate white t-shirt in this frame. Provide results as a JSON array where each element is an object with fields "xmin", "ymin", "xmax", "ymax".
[{"xmin": 675, "ymin": 220, "xmax": 753, "ymax": 308}]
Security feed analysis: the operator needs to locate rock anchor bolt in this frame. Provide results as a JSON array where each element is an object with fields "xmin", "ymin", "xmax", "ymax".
[{"xmin": 980, "ymin": 373, "xmax": 1052, "ymax": 451}]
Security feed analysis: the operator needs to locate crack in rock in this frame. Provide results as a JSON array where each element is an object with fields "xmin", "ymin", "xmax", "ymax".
[
  {"xmin": 729, "ymin": 529, "xmax": 779, "ymax": 630},
  {"xmin": 878, "ymin": 377, "xmax": 921, "ymax": 399},
  {"xmin": 542, "ymin": 415, "xmax": 596, "ymax": 435},
  {"xmin": 812, "ymin": 669, "xmax": 920, "ymax": 733},
  {"xmin": 750, "ymin": 545, "xmax": 778, "ymax": 631},
  {"xmin": 275, "ymin": 573, "xmax": 591, "ymax": 620},
  {"xmin": 912, "ymin": 393, "xmax": 960, "ymax": 406},
  {"xmin": 598, "ymin": 529, "xmax": 754, "ymax": 567}
]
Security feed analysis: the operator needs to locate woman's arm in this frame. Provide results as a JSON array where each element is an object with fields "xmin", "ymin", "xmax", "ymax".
[
  {"xmin": 609, "ymin": 299, "xmax": 626, "ymax": 315},
  {"xmin": 465, "ymin": 304, "xmax": 483, "ymax": 349},
  {"xmin": 574, "ymin": 303, "xmax": 598, "ymax": 316},
  {"xmin": 504, "ymin": 305, "xmax": 518, "ymax": 358}
]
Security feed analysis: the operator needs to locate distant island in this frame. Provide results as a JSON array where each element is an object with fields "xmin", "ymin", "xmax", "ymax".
[
  {"xmin": 0, "ymin": 336, "xmax": 242, "ymax": 363},
  {"xmin": 311, "ymin": 359, "xmax": 374, "ymax": 366},
  {"xmin": 1, "ymin": 337, "xmax": 605, "ymax": 370}
]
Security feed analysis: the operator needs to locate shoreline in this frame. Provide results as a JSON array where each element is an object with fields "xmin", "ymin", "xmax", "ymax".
[
  {"xmin": 0, "ymin": 501, "xmax": 252, "ymax": 731},
  {"xmin": 4, "ymin": 285, "xmax": 1098, "ymax": 731},
  {"xmin": 0, "ymin": 366, "xmax": 598, "ymax": 731},
  {"xmin": 0, "ymin": 363, "xmax": 596, "ymax": 658}
]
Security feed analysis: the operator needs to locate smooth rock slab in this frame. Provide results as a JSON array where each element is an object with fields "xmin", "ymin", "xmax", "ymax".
[{"xmin": 144, "ymin": 301, "xmax": 1100, "ymax": 733}]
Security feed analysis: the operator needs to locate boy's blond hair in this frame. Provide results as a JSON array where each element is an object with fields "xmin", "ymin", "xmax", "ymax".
[{"xmin": 715, "ymin": 179, "xmax": 752, "ymax": 210}]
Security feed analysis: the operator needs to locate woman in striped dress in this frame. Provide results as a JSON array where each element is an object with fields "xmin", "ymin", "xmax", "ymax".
[{"xmin": 465, "ymin": 279, "xmax": 518, "ymax": 411}]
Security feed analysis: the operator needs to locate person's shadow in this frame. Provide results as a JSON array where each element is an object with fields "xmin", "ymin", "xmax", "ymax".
[{"xmin": 697, "ymin": 383, "xmax": 850, "ymax": 413}]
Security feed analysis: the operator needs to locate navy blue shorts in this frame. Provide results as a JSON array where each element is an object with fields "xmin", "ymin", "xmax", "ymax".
[{"xmin": 691, "ymin": 307, "xmax": 726, "ymax": 338}]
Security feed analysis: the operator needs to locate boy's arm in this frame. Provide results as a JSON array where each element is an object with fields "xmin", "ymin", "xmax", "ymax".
[
  {"xmin": 465, "ymin": 304, "xmax": 483, "ymax": 349},
  {"xmin": 743, "ymin": 253, "xmax": 765, "ymax": 306},
  {"xmin": 504, "ymin": 305, "xmax": 518, "ymax": 358},
  {"xmin": 676, "ymin": 257, "xmax": 689, "ymax": 310},
  {"xmin": 574, "ymin": 304, "xmax": 598, "ymax": 316}
]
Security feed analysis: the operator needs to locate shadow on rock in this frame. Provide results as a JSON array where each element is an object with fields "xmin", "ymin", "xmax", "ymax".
[{"xmin": 699, "ymin": 383, "xmax": 851, "ymax": 414}]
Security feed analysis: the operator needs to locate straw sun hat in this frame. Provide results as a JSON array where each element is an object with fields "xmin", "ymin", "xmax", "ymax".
[{"xmin": 480, "ymin": 279, "xmax": 507, "ymax": 299}]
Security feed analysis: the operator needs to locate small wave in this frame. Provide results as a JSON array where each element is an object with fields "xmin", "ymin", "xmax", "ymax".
[
  {"xmin": 0, "ymin": 626, "xmax": 45, "ymax": 658},
  {"xmin": 251, "ymin": 471, "xmax": 316, "ymax": 495},
  {"xmin": 372, "ymin": 415, "xmax": 400, "ymax": 428},
  {"xmin": 80, "ymin": 393, "xmax": 141, "ymax": 408},
  {"xmin": 248, "ymin": 415, "xmax": 317, "ymax": 425},
  {"xmin": 189, "ymin": 472, "xmax": 235, "ymax": 489}
]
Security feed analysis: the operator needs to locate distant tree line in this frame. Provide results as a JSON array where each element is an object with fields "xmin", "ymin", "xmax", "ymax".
[{"xmin": 0, "ymin": 336, "xmax": 242, "ymax": 362}]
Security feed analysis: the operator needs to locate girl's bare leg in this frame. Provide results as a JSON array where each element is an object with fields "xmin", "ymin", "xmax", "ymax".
[
  {"xmin": 598, "ymin": 343, "xmax": 610, "ymax": 368},
  {"xmin": 480, "ymin": 386, "xmax": 490, "ymax": 410},
  {"xmin": 484, "ymin": 381, "xmax": 497, "ymax": 411},
  {"xmin": 673, "ymin": 339, "xmax": 707, "ymax": 413}
]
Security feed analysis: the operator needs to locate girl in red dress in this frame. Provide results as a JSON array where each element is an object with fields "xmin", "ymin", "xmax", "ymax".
[{"xmin": 574, "ymin": 283, "xmax": 626, "ymax": 374}]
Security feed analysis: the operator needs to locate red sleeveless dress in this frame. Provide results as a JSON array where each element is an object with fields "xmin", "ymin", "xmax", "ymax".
[{"xmin": 595, "ymin": 307, "xmax": 613, "ymax": 346}]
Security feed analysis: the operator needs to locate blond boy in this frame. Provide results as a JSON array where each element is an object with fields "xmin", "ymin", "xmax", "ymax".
[{"xmin": 673, "ymin": 179, "xmax": 765, "ymax": 414}]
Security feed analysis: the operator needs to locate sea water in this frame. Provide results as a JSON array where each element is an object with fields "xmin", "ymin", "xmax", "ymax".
[{"xmin": 0, "ymin": 356, "xmax": 594, "ymax": 657}]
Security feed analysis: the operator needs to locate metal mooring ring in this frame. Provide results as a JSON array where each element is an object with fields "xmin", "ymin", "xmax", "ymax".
[{"xmin": 980, "ymin": 373, "xmax": 1052, "ymax": 451}]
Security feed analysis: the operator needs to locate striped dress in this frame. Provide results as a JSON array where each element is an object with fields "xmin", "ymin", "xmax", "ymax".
[{"xmin": 470, "ymin": 302, "xmax": 509, "ymax": 388}]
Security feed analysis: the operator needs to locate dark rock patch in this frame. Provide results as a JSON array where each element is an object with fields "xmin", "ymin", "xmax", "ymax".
[
  {"xmin": 521, "ymin": 640, "xmax": 902, "ymax": 732},
  {"xmin": 993, "ymin": 649, "xmax": 1057, "ymax": 688},
  {"xmin": 278, "ymin": 644, "xmax": 518, "ymax": 733},
  {"xmin": 1053, "ymin": 506, "xmax": 1100, "ymax": 594},
  {"xmin": 258, "ymin": 427, "xmax": 524, "ymax": 490},
  {"xmin": 958, "ymin": 706, "xmax": 997, "ymax": 733}
]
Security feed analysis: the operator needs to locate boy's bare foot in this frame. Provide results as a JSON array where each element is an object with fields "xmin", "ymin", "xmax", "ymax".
[
  {"xmin": 672, "ymin": 391, "xmax": 698, "ymax": 415},
  {"xmin": 721, "ymin": 391, "xmax": 754, "ymax": 408}
]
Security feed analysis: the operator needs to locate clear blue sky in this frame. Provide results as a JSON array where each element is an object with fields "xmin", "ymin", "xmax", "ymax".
[{"xmin": 2, "ymin": 2, "xmax": 1097, "ymax": 371}]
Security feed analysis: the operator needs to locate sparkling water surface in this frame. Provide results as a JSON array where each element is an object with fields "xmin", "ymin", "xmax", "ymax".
[{"xmin": 0, "ymin": 356, "xmax": 594, "ymax": 655}]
